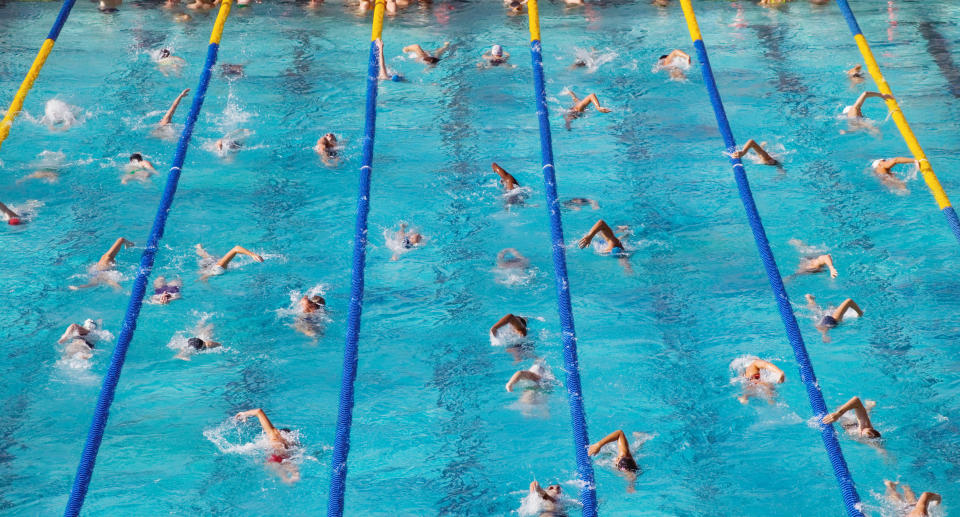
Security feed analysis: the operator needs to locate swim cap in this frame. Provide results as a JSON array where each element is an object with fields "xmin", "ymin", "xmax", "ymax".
[
  {"xmin": 871, "ymin": 159, "xmax": 882, "ymax": 169},
  {"xmin": 7, "ymin": 218, "xmax": 20, "ymax": 225},
  {"xmin": 83, "ymin": 319, "xmax": 98, "ymax": 330},
  {"xmin": 391, "ymin": 74, "xmax": 402, "ymax": 82},
  {"xmin": 492, "ymin": 45, "xmax": 503, "ymax": 57},
  {"xmin": 187, "ymin": 337, "xmax": 205, "ymax": 350}
]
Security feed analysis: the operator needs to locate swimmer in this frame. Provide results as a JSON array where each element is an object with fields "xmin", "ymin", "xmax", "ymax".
[
  {"xmin": 788, "ymin": 240, "xmax": 838, "ymax": 278},
  {"xmin": 805, "ymin": 294, "xmax": 863, "ymax": 343},
  {"xmin": 156, "ymin": 49, "xmax": 186, "ymax": 75},
  {"xmin": 0, "ymin": 201, "xmax": 22, "ymax": 225},
  {"xmin": 18, "ymin": 170, "xmax": 59, "ymax": 184},
  {"xmin": 491, "ymin": 313, "xmax": 528, "ymax": 338},
  {"xmin": 187, "ymin": 0, "xmax": 216, "ymax": 9},
  {"xmin": 563, "ymin": 197, "xmax": 599, "ymax": 211},
  {"xmin": 737, "ymin": 358, "xmax": 785, "ymax": 404},
  {"xmin": 295, "ymin": 295, "xmax": 325, "ymax": 338},
  {"xmin": 588, "ymin": 430, "xmax": 640, "ymax": 485},
  {"xmin": 99, "ymin": 0, "xmax": 121, "ymax": 12},
  {"xmin": 847, "ymin": 64, "xmax": 865, "ymax": 85},
  {"xmin": 480, "ymin": 45, "xmax": 510, "ymax": 68},
  {"xmin": 164, "ymin": 0, "xmax": 179, "ymax": 7},
  {"xmin": 497, "ymin": 248, "xmax": 529, "ymax": 269},
  {"xmin": 657, "ymin": 49, "xmax": 691, "ymax": 81},
  {"xmin": 69, "ymin": 237, "xmax": 134, "ymax": 290},
  {"xmin": 58, "ymin": 319, "xmax": 100, "ymax": 361},
  {"xmin": 528, "ymin": 480, "xmax": 564, "ymax": 516},
  {"xmin": 123, "ymin": 153, "xmax": 157, "ymax": 184},
  {"xmin": 150, "ymin": 276, "xmax": 182, "ymax": 304},
  {"xmin": 506, "ymin": 0, "xmax": 525, "ymax": 14},
  {"xmin": 215, "ymin": 129, "xmax": 249, "ymax": 154},
  {"xmin": 731, "ymin": 139, "xmax": 779, "ymax": 166},
  {"xmin": 843, "ymin": 91, "xmax": 894, "ymax": 119},
  {"xmin": 390, "ymin": 223, "xmax": 423, "ymax": 261},
  {"xmin": 871, "ymin": 157, "xmax": 915, "ymax": 192},
  {"xmin": 175, "ymin": 337, "xmax": 220, "ymax": 360},
  {"xmin": 563, "ymin": 89, "xmax": 611, "ymax": 130},
  {"xmin": 375, "ymin": 39, "xmax": 402, "ymax": 82},
  {"xmin": 577, "ymin": 219, "xmax": 625, "ymax": 255},
  {"xmin": 195, "ymin": 244, "xmax": 264, "ymax": 279},
  {"xmin": 221, "ymin": 64, "xmax": 245, "ymax": 79},
  {"xmin": 822, "ymin": 396, "xmax": 881, "ymax": 440},
  {"xmin": 884, "ymin": 480, "xmax": 942, "ymax": 517},
  {"xmin": 306, "ymin": 0, "xmax": 322, "ymax": 8},
  {"xmin": 314, "ymin": 133, "xmax": 339, "ymax": 166},
  {"xmin": 658, "ymin": 49, "xmax": 691, "ymax": 68},
  {"xmin": 402, "ymin": 42, "xmax": 451, "ymax": 65},
  {"xmin": 174, "ymin": 12, "xmax": 192, "ymax": 22},
  {"xmin": 234, "ymin": 408, "xmax": 300, "ymax": 483},
  {"xmin": 41, "ymin": 99, "xmax": 79, "ymax": 132}
]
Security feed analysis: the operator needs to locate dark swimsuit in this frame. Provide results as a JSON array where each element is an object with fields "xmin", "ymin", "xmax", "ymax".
[{"xmin": 820, "ymin": 315, "xmax": 838, "ymax": 328}]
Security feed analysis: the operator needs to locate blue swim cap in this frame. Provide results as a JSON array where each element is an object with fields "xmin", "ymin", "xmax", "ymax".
[{"xmin": 391, "ymin": 74, "xmax": 402, "ymax": 82}]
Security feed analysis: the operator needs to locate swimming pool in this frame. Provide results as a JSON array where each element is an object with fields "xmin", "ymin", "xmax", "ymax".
[{"xmin": 2, "ymin": 0, "xmax": 960, "ymax": 514}]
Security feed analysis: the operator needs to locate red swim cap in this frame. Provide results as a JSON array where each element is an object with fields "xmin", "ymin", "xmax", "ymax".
[{"xmin": 7, "ymin": 218, "xmax": 21, "ymax": 225}]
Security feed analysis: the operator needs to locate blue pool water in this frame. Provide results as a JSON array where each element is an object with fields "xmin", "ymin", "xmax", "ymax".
[{"xmin": 2, "ymin": 0, "xmax": 960, "ymax": 515}]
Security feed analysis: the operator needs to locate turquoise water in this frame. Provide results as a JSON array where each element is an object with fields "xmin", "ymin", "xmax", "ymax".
[{"xmin": 2, "ymin": 0, "xmax": 960, "ymax": 514}]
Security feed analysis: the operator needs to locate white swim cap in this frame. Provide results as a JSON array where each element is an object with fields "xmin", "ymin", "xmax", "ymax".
[
  {"xmin": 492, "ymin": 44, "xmax": 503, "ymax": 57},
  {"xmin": 842, "ymin": 105, "xmax": 852, "ymax": 115},
  {"xmin": 871, "ymin": 159, "xmax": 882, "ymax": 169},
  {"xmin": 82, "ymin": 319, "xmax": 98, "ymax": 330}
]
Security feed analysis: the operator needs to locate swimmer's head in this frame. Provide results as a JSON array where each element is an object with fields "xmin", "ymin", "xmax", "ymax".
[
  {"xmin": 408, "ymin": 233, "xmax": 423, "ymax": 245},
  {"xmin": 324, "ymin": 133, "xmax": 336, "ymax": 143},
  {"xmin": 573, "ymin": 59, "xmax": 586, "ymax": 68},
  {"xmin": 491, "ymin": 44, "xmax": 503, "ymax": 57},
  {"xmin": 659, "ymin": 54, "xmax": 668, "ymax": 62},
  {"xmin": 174, "ymin": 13, "xmax": 191, "ymax": 22},
  {"xmin": 7, "ymin": 218, "xmax": 21, "ymax": 226},
  {"xmin": 187, "ymin": 337, "xmax": 205, "ymax": 350},
  {"xmin": 861, "ymin": 427, "xmax": 881, "ymax": 439},
  {"xmin": 310, "ymin": 295, "xmax": 325, "ymax": 306},
  {"xmin": 545, "ymin": 484, "xmax": 562, "ymax": 497},
  {"xmin": 160, "ymin": 49, "xmax": 171, "ymax": 59},
  {"xmin": 130, "ymin": 153, "xmax": 143, "ymax": 163},
  {"xmin": 82, "ymin": 319, "xmax": 98, "ymax": 331},
  {"xmin": 391, "ymin": 74, "xmax": 403, "ymax": 82},
  {"xmin": 509, "ymin": 1, "xmax": 521, "ymax": 12}
]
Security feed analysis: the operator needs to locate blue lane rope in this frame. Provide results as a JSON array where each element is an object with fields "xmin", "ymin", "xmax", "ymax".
[
  {"xmin": 46, "ymin": 0, "xmax": 77, "ymax": 41},
  {"xmin": 681, "ymin": 13, "xmax": 864, "ymax": 517},
  {"xmin": 326, "ymin": 39, "xmax": 381, "ymax": 517},
  {"xmin": 527, "ymin": 39, "xmax": 599, "ymax": 516},
  {"xmin": 63, "ymin": 21, "xmax": 231, "ymax": 517}
]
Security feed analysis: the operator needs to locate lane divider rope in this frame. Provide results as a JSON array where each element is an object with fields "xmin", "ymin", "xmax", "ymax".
[
  {"xmin": 63, "ymin": 3, "xmax": 234, "ymax": 515},
  {"xmin": 677, "ymin": 2, "xmax": 864, "ymax": 515}
]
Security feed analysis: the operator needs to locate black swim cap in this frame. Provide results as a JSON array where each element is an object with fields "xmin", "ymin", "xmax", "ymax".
[
  {"xmin": 130, "ymin": 153, "xmax": 143, "ymax": 161},
  {"xmin": 187, "ymin": 337, "xmax": 205, "ymax": 350},
  {"xmin": 659, "ymin": 54, "xmax": 668, "ymax": 61}
]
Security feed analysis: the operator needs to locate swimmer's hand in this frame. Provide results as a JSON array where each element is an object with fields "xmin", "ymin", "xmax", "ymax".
[
  {"xmin": 122, "ymin": 238, "xmax": 135, "ymax": 248},
  {"xmin": 577, "ymin": 236, "xmax": 591, "ymax": 248},
  {"xmin": 776, "ymin": 372, "xmax": 785, "ymax": 383},
  {"xmin": 597, "ymin": 107, "xmax": 612, "ymax": 113},
  {"xmin": 821, "ymin": 412, "xmax": 839, "ymax": 425},
  {"xmin": 587, "ymin": 442, "xmax": 602, "ymax": 456}
]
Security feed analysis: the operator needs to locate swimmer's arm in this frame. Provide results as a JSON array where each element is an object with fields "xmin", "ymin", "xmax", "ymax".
[
  {"xmin": 846, "ymin": 65, "xmax": 862, "ymax": 77},
  {"xmin": 375, "ymin": 39, "xmax": 390, "ymax": 80},
  {"xmin": 888, "ymin": 157, "xmax": 916, "ymax": 167},
  {"xmin": 852, "ymin": 91, "xmax": 893, "ymax": 111},
  {"xmin": 490, "ymin": 313, "xmax": 526, "ymax": 336},
  {"xmin": 159, "ymin": 88, "xmax": 190, "ymax": 126},
  {"xmin": 0, "ymin": 202, "xmax": 19, "ymax": 219},
  {"xmin": 217, "ymin": 245, "xmax": 264, "ymax": 268},
  {"xmin": 753, "ymin": 360, "xmax": 785, "ymax": 383},
  {"xmin": 822, "ymin": 396, "xmax": 866, "ymax": 425},
  {"xmin": 491, "ymin": 162, "xmax": 519, "ymax": 189},
  {"xmin": 588, "ymin": 429, "xmax": 627, "ymax": 456},
  {"xmin": 236, "ymin": 408, "xmax": 279, "ymax": 436},
  {"xmin": 505, "ymin": 370, "xmax": 541, "ymax": 392},
  {"xmin": 733, "ymin": 139, "xmax": 778, "ymax": 165},
  {"xmin": 529, "ymin": 481, "xmax": 555, "ymax": 502},
  {"xmin": 57, "ymin": 323, "xmax": 86, "ymax": 344},
  {"xmin": 100, "ymin": 237, "xmax": 134, "ymax": 265}
]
